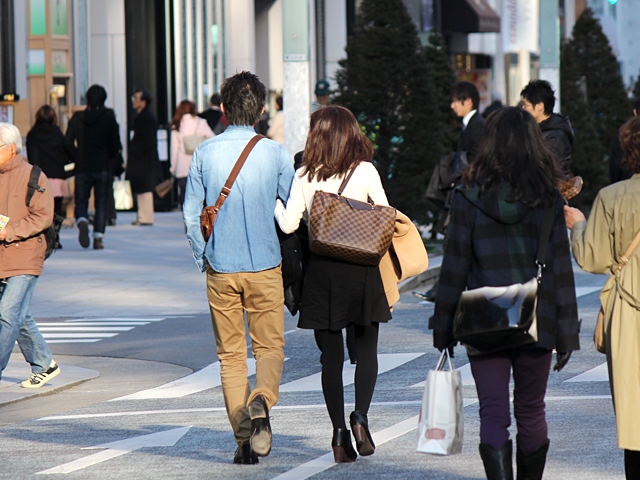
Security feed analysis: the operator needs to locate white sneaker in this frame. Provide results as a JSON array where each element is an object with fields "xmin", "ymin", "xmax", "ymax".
[{"xmin": 21, "ymin": 360, "xmax": 60, "ymax": 388}]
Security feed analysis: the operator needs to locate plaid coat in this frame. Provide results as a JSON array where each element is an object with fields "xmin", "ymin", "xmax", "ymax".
[{"xmin": 432, "ymin": 184, "xmax": 580, "ymax": 354}]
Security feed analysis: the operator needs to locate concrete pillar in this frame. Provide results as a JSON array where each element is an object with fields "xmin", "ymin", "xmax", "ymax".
[
  {"xmin": 282, "ymin": 0, "xmax": 311, "ymax": 156},
  {"xmin": 88, "ymin": 0, "xmax": 128, "ymax": 157},
  {"xmin": 225, "ymin": 0, "xmax": 256, "ymax": 76},
  {"xmin": 539, "ymin": 0, "xmax": 561, "ymax": 111}
]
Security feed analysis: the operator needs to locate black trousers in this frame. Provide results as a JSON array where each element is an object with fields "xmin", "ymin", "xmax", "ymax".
[
  {"xmin": 314, "ymin": 323, "xmax": 379, "ymax": 429},
  {"xmin": 626, "ymin": 449, "xmax": 640, "ymax": 480}
]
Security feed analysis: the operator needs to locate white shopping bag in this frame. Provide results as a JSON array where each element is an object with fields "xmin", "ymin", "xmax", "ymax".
[
  {"xmin": 416, "ymin": 350, "xmax": 464, "ymax": 455},
  {"xmin": 113, "ymin": 179, "xmax": 134, "ymax": 211}
]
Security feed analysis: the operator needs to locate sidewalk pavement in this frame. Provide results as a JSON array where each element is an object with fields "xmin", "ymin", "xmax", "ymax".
[{"xmin": 1, "ymin": 210, "xmax": 441, "ymax": 407}]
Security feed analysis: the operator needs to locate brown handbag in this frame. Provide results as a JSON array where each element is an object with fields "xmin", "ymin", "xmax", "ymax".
[
  {"xmin": 308, "ymin": 166, "xmax": 396, "ymax": 266},
  {"xmin": 200, "ymin": 135, "xmax": 264, "ymax": 241}
]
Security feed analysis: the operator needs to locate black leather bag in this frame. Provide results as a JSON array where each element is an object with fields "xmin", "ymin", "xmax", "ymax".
[
  {"xmin": 276, "ymin": 223, "xmax": 303, "ymax": 316},
  {"xmin": 453, "ymin": 207, "xmax": 554, "ymax": 354}
]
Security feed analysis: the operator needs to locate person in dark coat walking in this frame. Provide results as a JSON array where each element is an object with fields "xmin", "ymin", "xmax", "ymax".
[
  {"xmin": 127, "ymin": 89, "xmax": 160, "ymax": 226},
  {"xmin": 26, "ymin": 105, "xmax": 71, "ymax": 242},
  {"xmin": 65, "ymin": 85, "xmax": 122, "ymax": 250},
  {"xmin": 432, "ymin": 107, "xmax": 580, "ymax": 480},
  {"xmin": 198, "ymin": 93, "xmax": 224, "ymax": 133},
  {"xmin": 521, "ymin": 80, "xmax": 574, "ymax": 174}
]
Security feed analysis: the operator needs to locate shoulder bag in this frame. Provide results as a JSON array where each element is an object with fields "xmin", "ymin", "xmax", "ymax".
[
  {"xmin": 183, "ymin": 118, "xmax": 208, "ymax": 155},
  {"xmin": 308, "ymin": 166, "xmax": 396, "ymax": 266},
  {"xmin": 200, "ymin": 135, "xmax": 264, "ymax": 241},
  {"xmin": 452, "ymin": 206, "xmax": 555, "ymax": 354},
  {"xmin": 594, "ymin": 227, "xmax": 640, "ymax": 353}
]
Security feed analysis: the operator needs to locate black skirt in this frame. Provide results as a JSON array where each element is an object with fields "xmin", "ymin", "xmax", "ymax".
[{"xmin": 297, "ymin": 254, "xmax": 392, "ymax": 331}]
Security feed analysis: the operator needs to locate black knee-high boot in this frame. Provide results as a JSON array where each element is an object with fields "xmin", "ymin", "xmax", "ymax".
[
  {"xmin": 479, "ymin": 440, "xmax": 514, "ymax": 480},
  {"xmin": 625, "ymin": 449, "xmax": 640, "ymax": 480},
  {"xmin": 516, "ymin": 437, "xmax": 549, "ymax": 480}
]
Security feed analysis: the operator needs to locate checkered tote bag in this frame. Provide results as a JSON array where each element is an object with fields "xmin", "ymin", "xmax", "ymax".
[{"xmin": 308, "ymin": 167, "xmax": 396, "ymax": 266}]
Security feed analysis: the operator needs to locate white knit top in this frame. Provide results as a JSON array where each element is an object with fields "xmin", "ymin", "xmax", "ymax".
[{"xmin": 275, "ymin": 161, "xmax": 389, "ymax": 234}]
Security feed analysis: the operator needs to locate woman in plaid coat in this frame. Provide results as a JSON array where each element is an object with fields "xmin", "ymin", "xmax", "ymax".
[{"xmin": 432, "ymin": 107, "xmax": 580, "ymax": 480}]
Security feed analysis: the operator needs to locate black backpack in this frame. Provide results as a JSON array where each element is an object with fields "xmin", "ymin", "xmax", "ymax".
[{"xmin": 26, "ymin": 166, "xmax": 64, "ymax": 260}]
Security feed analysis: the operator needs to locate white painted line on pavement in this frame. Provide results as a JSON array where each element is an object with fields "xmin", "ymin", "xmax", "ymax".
[
  {"xmin": 42, "ymin": 333, "xmax": 118, "ymax": 338},
  {"xmin": 280, "ymin": 353, "xmax": 424, "ymax": 392},
  {"xmin": 37, "ymin": 395, "xmax": 611, "ymax": 422},
  {"xmin": 283, "ymin": 329, "xmax": 298, "ymax": 336},
  {"xmin": 46, "ymin": 339, "xmax": 101, "ymax": 343},
  {"xmin": 575, "ymin": 286, "xmax": 603, "ymax": 298},
  {"xmin": 38, "ymin": 327, "xmax": 135, "ymax": 332},
  {"xmin": 565, "ymin": 362, "xmax": 609, "ymax": 382},
  {"xmin": 67, "ymin": 317, "xmax": 166, "ymax": 322},
  {"xmin": 37, "ymin": 322, "xmax": 149, "ymax": 326}
]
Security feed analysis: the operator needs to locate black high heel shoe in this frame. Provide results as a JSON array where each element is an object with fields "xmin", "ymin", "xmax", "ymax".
[
  {"xmin": 332, "ymin": 428, "xmax": 357, "ymax": 463},
  {"xmin": 350, "ymin": 410, "xmax": 375, "ymax": 456}
]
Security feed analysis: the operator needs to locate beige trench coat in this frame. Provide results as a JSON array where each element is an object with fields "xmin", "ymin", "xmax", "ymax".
[{"xmin": 570, "ymin": 175, "xmax": 640, "ymax": 450}]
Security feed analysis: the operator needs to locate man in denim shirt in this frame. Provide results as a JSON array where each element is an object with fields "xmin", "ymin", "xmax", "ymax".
[{"xmin": 183, "ymin": 72, "xmax": 294, "ymax": 465}]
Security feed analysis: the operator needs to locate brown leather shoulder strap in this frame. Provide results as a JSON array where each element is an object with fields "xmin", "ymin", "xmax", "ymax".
[
  {"xmin": 337, "ymin": 163, "xmax": 359, "ymax": 196},
  {"xmin": 614, "ymin": 227, "xmax": 640, "ymax": 275},
  {"xmin": 209, "ymin": 134, "xmax": 265, "ymax": 212}
]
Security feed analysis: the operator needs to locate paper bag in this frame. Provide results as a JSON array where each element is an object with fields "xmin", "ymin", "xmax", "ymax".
[
  {"xmin": 416, "ymin": 350, "xmax": 464, "ymax": 455},
  {"xmin": 113, "ymin": 179, "xmax": 134, "ymax": 211}
]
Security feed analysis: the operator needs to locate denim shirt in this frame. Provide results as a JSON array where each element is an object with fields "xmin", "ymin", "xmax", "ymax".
[{"xmin": 183, "ymin": 125, "xmax": 294, "ymax": 273}]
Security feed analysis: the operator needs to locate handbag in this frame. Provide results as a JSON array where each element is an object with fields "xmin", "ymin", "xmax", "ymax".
[
  {"xmin": 416, "ymin": 350, "xmax": 464, "ymax": 456},
  {"xmin": 113, "ymin": 178, "xmax": 133, "ymax": 210},
  {"xmin": 183, "ymin": 119, "xmax": 208, "ymax": 155},
  {"xmin": 200, "ymin": 135, "xmax": 264, "ymax": 241},
  {"xmin": 558, "ymin": 175, "xmax": 583, "ymax": 201},
  {"xmin": 452, "ymin": 207, "xmax": 555, "ymax": 354},
  {"xmin": 155, "ymin": 177, "xmax": 174, "ymax": 198},
  {"xmin": 308, "ymin": 166, "xmax": 396, "ymax": 266},
  {"xmin": 594, "ymin": 227, "xmax": 640, "ymax": 353}
]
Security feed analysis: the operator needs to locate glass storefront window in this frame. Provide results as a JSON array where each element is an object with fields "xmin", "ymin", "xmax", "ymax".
[
  {"xmin": 28, "ymin": 49, "xmax": 46, "ymax": 75},
  {"xmin": 51, "ymin": 0, "xmax": 68, "ymax": 36},
  {"xmin": 30, "ymin": 0, "xmax": 47, "ymax": 36}
]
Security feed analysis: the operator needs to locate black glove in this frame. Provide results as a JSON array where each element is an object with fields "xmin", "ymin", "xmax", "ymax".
[
  {"xmin": 433, "ymin": 330, "xmax": 456, "ymax": 358},
  {"xmin": 553, "ymin": 351, "xmax": 572, "ymax": 372}
]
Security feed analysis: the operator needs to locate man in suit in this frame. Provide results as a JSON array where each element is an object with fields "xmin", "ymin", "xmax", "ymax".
[{"xmin": 415, "ymin": 81, "xmax": 485, "ymax": 302}]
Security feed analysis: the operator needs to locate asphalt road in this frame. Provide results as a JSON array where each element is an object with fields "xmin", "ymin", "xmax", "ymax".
[{"xmin": 0, "ymin": 211, "xmax": 624, "ymax": 479}]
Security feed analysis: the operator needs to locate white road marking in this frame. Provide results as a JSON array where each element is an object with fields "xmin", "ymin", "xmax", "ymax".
[
  {"xmin": 36, "ymin": 426, "xmax": 191, "ymax": 475},
  {"xmin": 67, "ymin": 317, "xmax": 166, "ymax": 322},
  {"xmin": 37, "ymin": 322, "xmax": 149, "ymax": 326},
  {"xmin": 280, "ymin": 353, "xmax": 424, "ymax": 392},
  {"xmin": 38, "ymin": 327, "xmax": 135, "ymax": 332},
  {"xmin": 565, "ymin": 362, "xmax": 609, "ymax": 382},
  {"xmin": 411, "ymin": 361, "xmax": 476, "ymax": 388},
  {"xmin": 42, "ymin": 333, "xmax": 118, "ymax": 338},
  {"xmin": 575, "ymin": 286, "xmax": 603, "ymax": 298},
  {"xmin": 45, "ymin": 339, "xmax": 101, "ymax": 344}
]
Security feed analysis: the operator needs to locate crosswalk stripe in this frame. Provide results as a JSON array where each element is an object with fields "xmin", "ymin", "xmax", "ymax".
[
  {"xmin": 280, "ymin": 353, "xmax": 424, "ymax": 393},
  {"xmin": 42, "ymin": 333, "xmax": 118, "ymax": 338},
  {"xmin": 38, "ymin": 327, "xmax": 135, "ymax": 332},
  {"xmin": 575, "ymin": 286, "xmax": 603, "ymax": 298},
  {"xmin": 410, "ymin": 361, "xmax": 475, "ymax": 388},
  {"xmin": 46, "ymin": 339, "xmax": 102, "ymax": 344},
  {"xmin": 67, "ymin": 317, "xmax": 166, "ymax": 322},
  {"xmin": 565, "ymin": 362, "xmax": 609, "ymax": 382},
  {"xmin": 37, "ymin": 322, "xmax": 149, "ymax": 326}
]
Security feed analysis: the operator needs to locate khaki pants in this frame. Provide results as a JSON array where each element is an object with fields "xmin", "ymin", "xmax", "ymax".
[
  {"xmin": 206, "ymin": 264, "xmax": 285, "ymax": 445},
  {"xmin": 136, "ymin": 192, "xmax": 154, "ymax": 224}
]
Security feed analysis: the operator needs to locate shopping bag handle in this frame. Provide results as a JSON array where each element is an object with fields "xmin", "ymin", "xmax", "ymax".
[{"xmin": 436, "ymin": 349, "xmax": 454, "ymax": 371}]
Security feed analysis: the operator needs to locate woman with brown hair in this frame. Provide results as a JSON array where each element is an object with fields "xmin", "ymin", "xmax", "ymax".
[
  {"xmin": 170, "ymin": 100, "xmax": 214, "ymax": 208},
  {"xmin": 275, "ymin": 105, "xmax": 391, "ymax": 463},
  {"xmin": 26, "ymin": 105, "xmax": 71, "ymax": 247},
  {"xmin": 565, "ymin": 116, "xmax": 640, "ymax": 480}
]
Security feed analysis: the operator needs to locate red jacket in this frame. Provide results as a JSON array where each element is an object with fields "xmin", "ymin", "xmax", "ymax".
[{"xmin": 0, "ymin": 154, "xmax": 53, "ymax": 278}]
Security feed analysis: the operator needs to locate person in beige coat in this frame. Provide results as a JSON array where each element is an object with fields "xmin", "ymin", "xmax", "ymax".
[{"xmin": 565, "ymin": 116, "xmax": 640, "ymax": 479}]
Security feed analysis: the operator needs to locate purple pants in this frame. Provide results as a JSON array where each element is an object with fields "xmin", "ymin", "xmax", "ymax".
[{"xmin": 469, "ymin": 347, "xmax": 552, "ymax": 454}]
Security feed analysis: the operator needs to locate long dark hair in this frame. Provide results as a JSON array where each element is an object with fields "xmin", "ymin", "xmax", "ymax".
[
  {"xmin": 464, "ymin": 107, "xmax": 563, "ymax": 207},
  {"xmin": 620, "ymin": 116, "xmax": 640, "ymax": 174},
  {"xmin": 301, "ymin": 105, "xmax": 374, "ymax": 182},
  {"xmin": 171, "ymin": 100, "xmax": 197, "ymax": 131}
]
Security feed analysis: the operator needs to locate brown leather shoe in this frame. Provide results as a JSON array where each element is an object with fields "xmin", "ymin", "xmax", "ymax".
[{"xmin": 248, "ymin": 395, "xmax": 272, "ymax": 457}]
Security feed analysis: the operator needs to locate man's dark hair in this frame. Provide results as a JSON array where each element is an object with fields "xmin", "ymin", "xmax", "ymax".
[
  {"xmin": 633, "ymin": 97, "xmax": 640, "ymax": 115},
  {"xmin": 520, "ymin": 80, "xmax": 556, "ymax": 116},
  {"xmin": 136, "ymin": 89, "xmax": 153, "ymax": 106},
  {"xmin": 209, "ymin": 93, "xmax": 221, "ymax": 107},
  {"xmin": 86, "ymin": 84, "xmax": 107, "ymax": 109},
  {"xmin": 451, "ymin": 81, "xmax": 480, "ymax": 110},
  {"xmin": 220, "ymin": 71, "xmax": 266, "ymax": 126}
]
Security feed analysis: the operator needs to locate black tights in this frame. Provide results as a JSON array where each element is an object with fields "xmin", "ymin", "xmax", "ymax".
[
  {"xmin": 626, "ymin": 449, "xmax": 640, "ymax": 480},
  {"xmin": 314, "ymin": 323, "xmax": 379, "ymax": 429}
]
